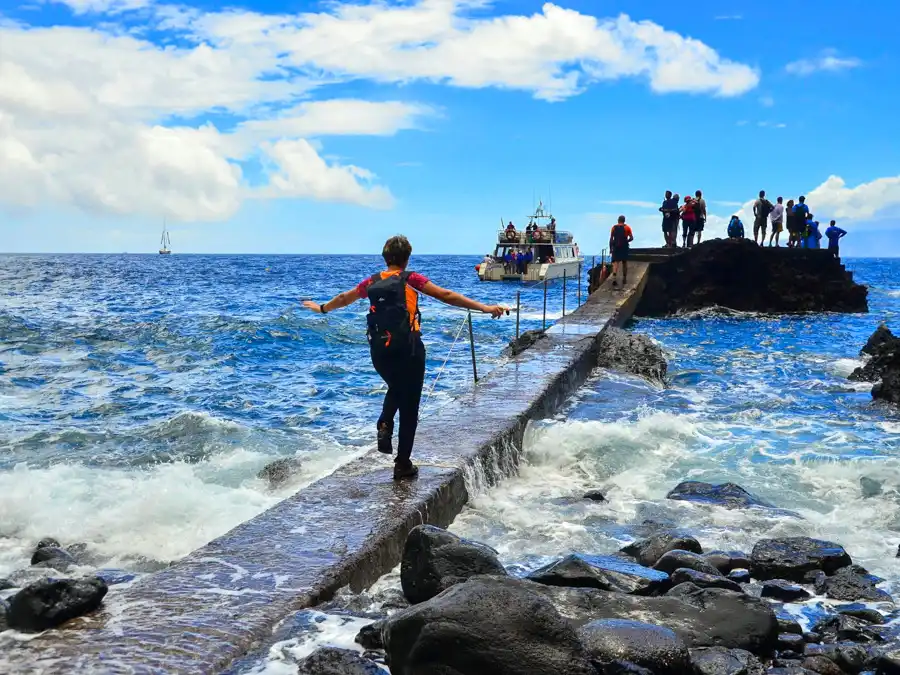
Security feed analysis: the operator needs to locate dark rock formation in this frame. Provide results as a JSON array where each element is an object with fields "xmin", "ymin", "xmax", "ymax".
[
  {"xmin": 596, "ymin": 327, "xmax": 668, "ymax": 382},
  {"xmin": 750, "ymin": 538, "xmax": 852, "ymax": 581},
  {"xmin": 835, "ymin": 605, "xmax": 884, "ymax": 624},
  {"xmin": 729, "ymin": 569, "xmax": 752, "ymax": 584},
  {"xmin": 503, "ymin": 329, "xmax": 547, "ymax": 358},
  {"xmin": 0, "ymin": 597, "xmax": 8, "ymax": 631},
  {"xmin": 527, "ymin": 553, "xmax": 669, "ymax": 595},
  {"xmin": 778, "ymin": 633, "xmax": 806, "ymax": 651},
  {"xmin": 850, "ymin": 324, "xmax": 900, "ymax": 405},
  {"xmin": 35, "ymin": 537, "xmax": 61, "ymax": 550},
  {"xmin": 0, "ymin": 577, "xmax": 14, "ymax": 591},
  {"xmin": 670, "ymin": 569, "xmax": 743, "ymax": 592},
  {"xmin": 653, "ymin": 550, "xmax": 723, "ymax": 577},
  {"xmin": 705, "ymin": 551, "xmax": 752, "ymax": 575},
  {"xmin": 635, "ymin": 239, "xmax": 868, "ymax": 316},
  {"xmin": 801, "ymin": 655, "xmax": 844, "ymax": 675},
  {"xmin": 583, "ymin": 489, "xmax": 607, "ymax": 502},
  {"xmin": 621, "ymin": 532, "xmax": 703, "ymax": 567},
  {"xmin": 31, "ymin": 545, "xmax": 76, "ymax": 571},
  {"xmin": 354, "ymin": 620, "xmax": 385, "ymax": 650},
  {"xmin": 382, "ymin": 576, "xmax": 596, "ymax": 675},
  {"xmin": 295, "ymin": 647, "xmax": 382, "ymax": 674},
  {"xmin": 811, "ymin": 615, "xmax": 883, "ymax": 644},
  {"xmin": 542, "ymin": 583, "xmax": 778, "ymax": 655},
  {"xmin": 760, "ymin": 580, "xmax": 812, "ymax": 602},
  {"xmin": 579, "ymin": 619, "xmax": 691, "ymax": 674},
  {"xmin": 667, "ymin": 481, "xmax": 774, "ymax": 510},
  {"xmin": 804, "ymin": 643, "xmax": 870, "ymax": 674},
  {"xmin": 257, "ymin": 457, "xmax": 303, "ymax": 488},
  {"xmin": 6, "ymin": 576, "xmax": 108, "ymax": 632},
  {"xmin": 690, "ymin": 647, "xmax": 766, "ymax": 675},
  {"xmin": 859, "ymin": 476, "xmax": 883, "ymax": 498},
  {"xmin": 400, "ymin": 525, "xmax": 507, "ymax": 604},
  {"xmin": 821, "ymin": 565, "xmax": 893, "ymax": 602},
  {"xmin": 777, "ymin": 618, "xmax": 803, "ymax": 635}
]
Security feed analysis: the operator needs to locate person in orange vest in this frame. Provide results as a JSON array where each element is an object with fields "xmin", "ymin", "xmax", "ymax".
[
  {"xmin": 303, "ymin": 236, "xmax": 506, "ymax": 480},
  {"xmin": 609, "ymin": 216, "xmax": 634, "ymax": 289}
]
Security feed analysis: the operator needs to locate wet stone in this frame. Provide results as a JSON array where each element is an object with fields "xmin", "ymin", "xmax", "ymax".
[
  {"xmin": 94, "ymin": 569, "xmax": 138, "ymax": 586},
  {"xmin": 0, "ymin": 597, "xmax": 8, "ymax": 631},
  {"xmin": 35, "ymin": 537, "xmax": 61, "ymax": 551},
  {"xmin": 778, "ymin": 617, "xmax": 804, "ymax": 635},
  {"xmin": 729, "ymin": 569, "xmax": 752, "ymax": 584},
  {"xmin": 620, "ymin": 532, "xmax": 703, "ymax": 567},
  {"xmin": 801, "ymin": 656, "xmax": 844, "ymax": 675},
  {"xmin": 671, "ymin": 568, "xmax": 743, "ymax": 592},
  {"xmin": 836, "ymin": 605, "xmax": 885, "ymax": 625},
  {"xmin": 31, "ymin": 546, "xmax": 75, "ymax": 568},
  {"xmin": 584, "ymin": 489, "xmax": 607, "ymax": 502},
  {"xmin": 6, "ymin": 576, "xmax": 108, "ymax": 632},
  {"xmin": 761, "ymin": 580, "xmax": 813, "ymax": 603},
  {"xmin": 654, "ymin": 550, "xmax": 722, "ymax": 577},
  {"xmin": 257, "ymin": 457, "xmax": 304, "ymax": 489},
  {"xmin": 666, "ymin": 481, "xmax": 775, "ymax": 510},
  {"xmin": 527, "ymin": 553, "xmax": 669, "ymax": 595},
  {"xmin": 354, "ymin": 620, "xmax": 385, "ymax": 651},
  {"xmin": 295, "ymin": 647, "xmax": 383, "ymax": 675},
  {"xmin": 812, "ymin": 615, "xmax": 883, "ymax": 645},
  {"xmin": 804, "ymin": 643, "xmax": 869, "ymax": 674},
  {"xmin": 601, "ymin": 660, "xmax": 655, "ymax": 675},
  {"xmin": 690, "ymin": 647, "xmax": 766, "ymax": 675},
  {"xmin": 822, "ymin": 566, "xmax": 893, "ymax": 603},
  {"xmin": 706, "ymin": 551, "xmax": 753, "ymax": 575},
  {"xmin": 0, "ymin": 578, "xmax": 14, "ymax": 591},
  {"xmin": 779, "ymin": 634, "xmax": 807, "ymax": 651},
  {"xmin": 751, "ymin": 538, "xmax": 852, "ymax": 582},
  {"xmin": 579, "ymin": 619, "xmax": 691, "ymax": 675},
  {"xmin": 859, "ymin": 476, "xmax": 883, "ymax": 499}
]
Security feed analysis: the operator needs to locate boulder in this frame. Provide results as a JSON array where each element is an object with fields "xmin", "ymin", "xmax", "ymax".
[
  {"xmin": 621, "ymin": 532, "xmax": 703, "ymax": 567},
  {"xmin": 811, "ymin": 615, "xmax": 883, "ymax": 645},
  {"xmin": 578, "ymin": 619, "xmax": 691, "ymax": 674},
  {"xmin": 502, "ymin": 329, "xmax": 547, "ymax": 358},
  {"xmin": 750, "ymin": 538, "xmax": 852, "ymax": 581},
  {"xmin": 862, "ymin": 325, "xmax": 897, "ymax": 356},
  {"xmin": 634, "ymin": 238, "xmax": 868, "ymax": 316},
  {"xmin": 596, "ymin": 328, "xmax": 668, "ymax": 382},
  {"xmin": 729, "ymin": 570, "xmax": 752, "ymax": 584},
  {"xmin": 705, "ymin": 551, "xmax": 752, "ymax": 575},
  {"xmin": 760, "ymin": 580, "xmax": 812, "ymax": 603},
  {"xmin": 835, "ymin": 605, "xmax": 884, "ymax": 625},
  {"xmin": 540, "ymin": 583, "xmax": 778, "ymax": 655},
  {"xmin": 30, "ymin": 546, "xmax": 75, "ymax": 568},
  {"xmin": 777, "ymin": 618, "xmax": 803, "ymax": 635},
  {"xmin": 690, "ymin": 647, "xmax": 766, "ymax": 675},
  {"xmin": 822, "ymin": 565, "xmax": 893, "ymax": 602},
  {"xmin": 354, "ymin": 620, "xmax": 385, "ymax": 650},
  {"xmin": 6, "ymin": 576, "xmax": 108, "ymax": 632},
  {"xmin": 804, "ymin": 643, "xmax": 870, "ymax": 673},
  {"xmin": 35, "ymin": 537, "xmax": 61, "ymax": 550},
  {"xmin": 778, "ymin": 634, "xmax": 806, "ymax": 651},
  {"xmin": 400, "ymin": 525, "xmax": 507, "ymax": 604},
  {"xmin": 670, "ymin": 569, "xmax": 743, "ymax": 593},
  {"xmin": 295, "ymin": 647, "xmax": 382, "ymax": 675},
  {"xmin": 257, "ymin": 457, "xmax": 303, "ymax": 488},
  {"xmin": 666, "ymin": 481, "xmax": 774, "ymax": 510},
  {"xmin": 860, "ymin": 476, "xmax": 884, "ymax": 498},
  {"xmin": 0, "ymin": 597, "xmax": 8, "ymax": 631},
  {"xmin": 0, "ymin": 578, "xmax": 14, "ymax": 591},
  {"xmin": 850, "ymin": 325, "xmax": 900, "ymax": 406},
  {"xmin": 654, "ymin": 550, "xmax": 722, "ymax": 577},
  {"xmin": 382, "ymin": 576, "xmax": 596, "ymax": 675},
  {"xmin": 584, "ymin": 489, "xmax": 607, "ymax": 502},
  {"xmin": 800, "ymin": 656, "xmax": 843, "ymax": 675},
  {"xmin": 526, "ymin": 554, "xmax": 669, "ymax": 595}
]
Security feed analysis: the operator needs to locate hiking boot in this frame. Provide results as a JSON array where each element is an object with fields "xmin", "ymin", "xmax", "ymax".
[
  {"xmin": 377, "ymin": 421, "xmax": 393, "ymax": 455},
  {"xmin": 393, "ymin": 460, "xmax": 419, "ymax": 480}
]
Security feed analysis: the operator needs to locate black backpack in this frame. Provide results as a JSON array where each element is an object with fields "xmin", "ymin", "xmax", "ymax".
[
  {"xmin": 365, "ymin": 271, "xmax": 421, "ymax": 357},
  {"xmin": 611, "ymin": 224, "xmax": 629, "ymax": 249},
  {"xmin": 758, "ymin": 199, "xmax": 773, "ymax": 219}
]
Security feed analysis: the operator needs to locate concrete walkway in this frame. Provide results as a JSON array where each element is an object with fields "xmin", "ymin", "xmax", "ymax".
[{"xmin": 5, "ymin": 264, "xmax": 649, "ymax": 674}]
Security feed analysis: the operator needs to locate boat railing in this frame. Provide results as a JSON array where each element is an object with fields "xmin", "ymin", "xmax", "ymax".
[{"xmin": 497, "ymin": 228, "xmax": 573, "ymax": 244}]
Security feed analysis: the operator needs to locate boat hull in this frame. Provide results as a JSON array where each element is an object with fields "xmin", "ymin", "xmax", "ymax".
[
  {"xmin": 477, "ymin": 258, "xmax": 583, "ymax": 282},
  {"xmin": 159, "ymin": 250, "xmax": 171, "ymax": 255}
]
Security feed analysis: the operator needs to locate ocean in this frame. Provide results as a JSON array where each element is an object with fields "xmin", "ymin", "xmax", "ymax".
[{"xmin": 2, "ymin": 254, "xmax": 900, "ymax": 671}]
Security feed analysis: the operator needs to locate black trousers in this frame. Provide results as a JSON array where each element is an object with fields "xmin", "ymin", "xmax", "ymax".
[{"xmin": 371, "ymin": 337, "xmax": 426, "ymax": 464}]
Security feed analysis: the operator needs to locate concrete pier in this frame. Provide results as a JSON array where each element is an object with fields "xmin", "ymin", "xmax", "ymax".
[{"xmin": 4, "ymin": 264, "xmax": 650, "ymax": 674}]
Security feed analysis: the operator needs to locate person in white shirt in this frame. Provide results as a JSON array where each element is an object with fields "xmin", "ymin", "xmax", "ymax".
[{"xmin": 768, "ymin": 196, "xmax": 785, "ymax": 247}]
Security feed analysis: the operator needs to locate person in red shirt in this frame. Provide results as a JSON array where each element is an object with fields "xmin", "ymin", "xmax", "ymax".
[
  {"xmin": 680, "ymin": 196, "xmax": 696, "ymax": 248},
  {"xmin": 303, "ymin": 235, "xmax": 506, "ymax": 480},
  {"xmin": 609, "ymin": 216, "xmax": 634, "ymax": 289}
]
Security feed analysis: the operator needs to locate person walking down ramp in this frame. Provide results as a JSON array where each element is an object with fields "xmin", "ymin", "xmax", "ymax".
[
  {"xmin": 303, "ymin": 235, "xmax": 506, "ymax": 480},
  {"xmin": 825, "ymin": 220, "xmax": 847, "ymax": 258},
  {"xmin": 609, "ymin": 216, "xmax": 634, "ymax": 289}
]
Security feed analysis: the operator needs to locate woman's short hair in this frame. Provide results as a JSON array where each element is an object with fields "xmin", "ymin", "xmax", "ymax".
[{"xmin": 382, "ymin": 235, "xmax": 413, "ymax": 267}]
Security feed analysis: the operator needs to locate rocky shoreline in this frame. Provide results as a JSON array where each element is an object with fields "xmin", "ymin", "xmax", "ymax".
[
  {"xmin": 268, "ymin": 479, "xmax": 900, "ymax": 675},
  {"xmin": 851, "ymin": 325, "xmax": 900, "ymax": 406}
]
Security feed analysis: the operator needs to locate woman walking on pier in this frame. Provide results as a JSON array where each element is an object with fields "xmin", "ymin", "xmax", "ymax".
[{"xmin": 303, "ymin": 235, "xmax": 506, "ymax": 480}]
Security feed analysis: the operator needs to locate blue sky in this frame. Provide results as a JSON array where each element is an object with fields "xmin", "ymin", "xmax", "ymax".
[{"xmin": 1, "ymin": 0, "xmax": 898, "ymax": 256}]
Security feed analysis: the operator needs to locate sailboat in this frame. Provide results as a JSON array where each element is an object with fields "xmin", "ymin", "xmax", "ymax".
[{"xmin": 159, "ymin": 221, "xmax": 171, "ymax": 255}]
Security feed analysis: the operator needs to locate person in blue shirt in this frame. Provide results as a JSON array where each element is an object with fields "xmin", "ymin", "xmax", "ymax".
[
  {"xmin": 727, "ymin": 215, "xmax": 744, "ymax": 239},
  {"xmin": 803, "ymin": 214, "xmax": 822, "ymax": 249},
  {"xmin": 524, "ymin": 249, "xmax": 533, "ymax": 272},
  {"xmin": 659, "ymin": 190, "xmax": 679, "ymax": 248},
  {"xmin": 825, "ymin": 220, "xmax": 847, "ymax": 258}
]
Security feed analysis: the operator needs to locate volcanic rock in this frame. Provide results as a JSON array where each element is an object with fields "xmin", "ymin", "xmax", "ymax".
[
  {"xmin": 6, "ymin": 576, "xmax": 108, "ymax": 632},
  {"xmin": 778, "ymin": 633, "xmax": 806, "ymax": 651},
  {"xmin": 750, "ymin": 538, "xmax": 852, "ymax": 581},
  {"xmin": 850, "ymin": 324, "xmax": 900, "ymax": 405},
  {"xmin": 621, "ymin": 532, "xmax": 703, "ymax": 567},
  {"xmin": 31, "ymin": 546, "xmax": 75, "ymax": 568},
  {"xmin": 835, "ymin": 605, "xmax": 884, "ymax": 624},
  {"xmin": 800, "ymin": 656, "xmax": 844, "ymax": 675},
  {"xmin": 256, "ymin": 457, "xmax": 303, "ymax": 488},
  {"xmin": 0, "ymin": 597, "xmax": 8, "ymax": 631},
  {"xmin": 761, "ymin": 580, "xmax": 812, "ymax": 603},
  {"xmin": 0, "ymin": 577, "xmax": 14, "ymax": 591},
  {"xmin": 667, "ymin": 481, "xmax": 774, "ymax": 510},
  {"xmin": 705, "ymin": 551, "xmax": 753, "ymax": 575},
  {"xmin": 653, "ymin": 550, "xmax": 723, "ymax": 577},
  {"xmin": 584, "ymin": 489, "xmax": 607, "ymax": 502},
  {"xmin": 821, "ymin": 565, "xmax": 893, "ymax": 602},
  {"xmin": 690, "ymin": 647, "xmax": 766, "ymax": 675},
  {"xmin": 502, "ymin": 329, "xmax": 547, "ymax": 358},
  {"xmin": 400, "ymin": 525, "xmax": 507, "ymax": 604},
  {"xmin": 596, "ymin": 328, "xmax": 668, "ymax": 382},
  {"xmin": 811, "ymin": 615, "xmax": 883, "ymax": 644},
  {"xmin": 670, "ymin": 569, "xmax": 743, "ymax": 592},
  {"xmin": 635, "ymin": 238, "xmax": 868, "ymax": 316},
  {"xmin": 527, "ymin": 554, "xmax": 669, "ymax": 595},
  {"xmin": 729, "ymin": 569, "xmax": 752, "ymax": 584},
  {"xmin": 578, "ymin": 619, "xmax": 691, "ymax": 674},
  {"xmin": 382, "ymin": 576, "xmax": 596, "ymax": 675},
  {"xmin": 354, "ymin": 620, "xmax": 385, "ymax": 650},
  {"xmin": 295, "ymin": 647, "xmax": 382, "ymax": 675}
]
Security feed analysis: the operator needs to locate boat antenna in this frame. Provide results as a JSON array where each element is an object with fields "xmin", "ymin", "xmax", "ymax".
[{"xmin": 548, "ymin": 185, "xmax": 552, "ymax": 214}]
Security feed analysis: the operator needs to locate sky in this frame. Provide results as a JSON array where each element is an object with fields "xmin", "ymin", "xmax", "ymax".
[{"xmin": 1, "ymin": 0, "xmax": 899, "ymax": 256}]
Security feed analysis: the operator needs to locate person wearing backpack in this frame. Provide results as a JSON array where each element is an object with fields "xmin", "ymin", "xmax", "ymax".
[
  {"xmin": 727, "ymin": 215, "xmax": 745, "ymax": 239},
  {"xmin": 753, "ymin": 190, "xmax": 774, "ymax": 245},
  {"xmin": 303, "ymin": 235, "xmax": 506, "ymax": 480},
  {"xmin": 609, "ymin": 215, "xmax": 634, "ymax": 289}
]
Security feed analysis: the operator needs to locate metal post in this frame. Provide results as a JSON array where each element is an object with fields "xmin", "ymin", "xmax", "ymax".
[
  {"xmin": 562, "ymin": 270, "xmax": 567, "ymax": 317},
  {"xmin": 515, "ymin": 291, "xmax": 521, "ymax": 339},
  {"xmin": 578, "ymin": 262, "xmax": 582, "ymax": 306},
  {"xmin": 467, "ymin": 311, "xmax": 478, "ymax": 383},
  {"xmin": 542, "ymin": 278, "xmax": 548, "ymax": 330}
]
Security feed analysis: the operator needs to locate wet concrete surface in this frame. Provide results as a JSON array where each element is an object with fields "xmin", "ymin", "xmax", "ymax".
[{"xmin": 3, "ymin": 264, "xmax": 650, "ymax": 674}]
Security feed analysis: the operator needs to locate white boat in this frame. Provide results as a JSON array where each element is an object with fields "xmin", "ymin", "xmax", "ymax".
[
  {"xmin": 476, "ymin": 202, "xmax": 583, "ymax": 282},
  {"xmin": 159, "ymin": 221, "xmax": 171, "ymax": 255}
]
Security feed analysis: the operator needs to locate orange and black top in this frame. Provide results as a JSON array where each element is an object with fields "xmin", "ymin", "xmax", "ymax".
[{"xmin": 356, "ymin": 270, "xmax": 429, "ymax": 331}]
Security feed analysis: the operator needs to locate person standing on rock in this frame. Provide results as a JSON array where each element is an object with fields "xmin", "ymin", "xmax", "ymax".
[
  {"xmin": 680, "ymin": 196, "xmax": 696, "ymax": 248},
  {"xmin": 825, "ymin": 220, "xmax": 847, "ymax": 258},
  {"xmin": 768, "ymin": 196, "xmax": 785, "ymax": 247},
  {"xmin": 659, "ymin": 191, "xmax": 678, "ymax": 248},
  {"xmin": 303, "ymin": 235, "xmax": 506, "ymax": 480},
  {"xmin": 785, "ymin": 199, "xmax": 797, "ymax": 247},
  {"xmin": 694, "ymin": 190, "xmax": 707, "ymax": 244},
  {"xmin": 609, "ymin": 215, "xmax": 633, "ymax": 289},
  {"xmin": 753, "ymin": 190, "xmax": 774, "ymax": 245}
]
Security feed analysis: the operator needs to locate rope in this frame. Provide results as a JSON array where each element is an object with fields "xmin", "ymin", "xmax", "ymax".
[{"xmin": 421, "ymin": 313, "xmax": 470, "ymax": 410}]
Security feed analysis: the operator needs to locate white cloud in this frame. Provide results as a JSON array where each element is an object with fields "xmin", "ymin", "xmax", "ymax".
[
  {"xmin": 0, "ymin": 0, "xmax": 759, "ymax": 222},
  {"xmin": 786, "ymin": 50, "xmax": 862, "ymax": 76},
  {"xmin": 806, "ymin": 175, "xmax": 900, "ymax": 220}
]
